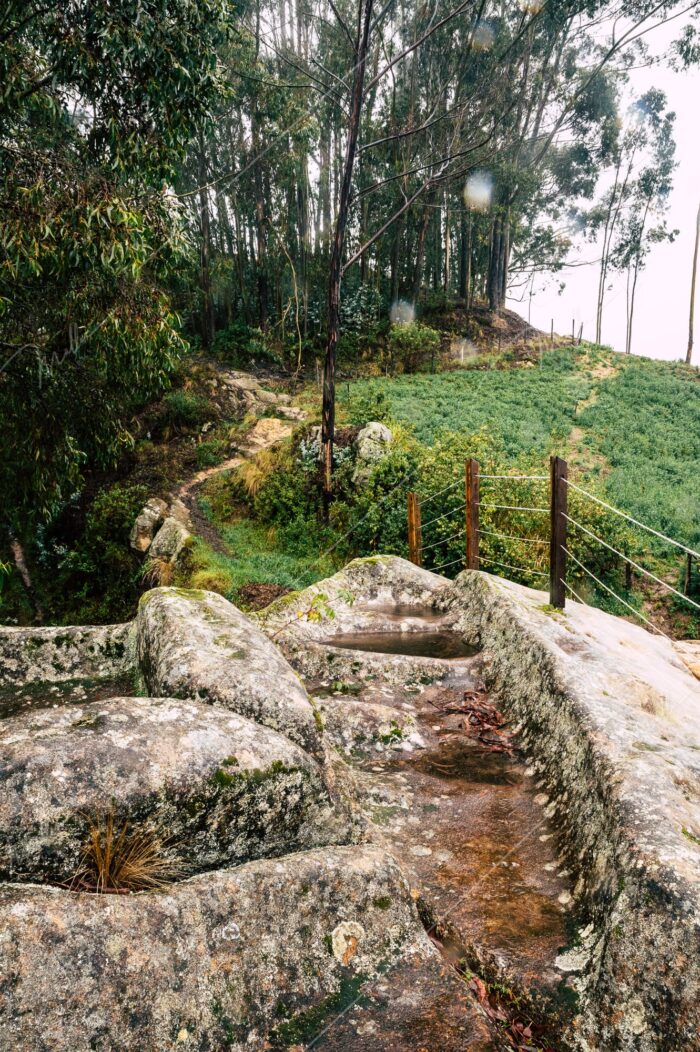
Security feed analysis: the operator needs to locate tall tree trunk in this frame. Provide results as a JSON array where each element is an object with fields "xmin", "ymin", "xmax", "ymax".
[
  {"xmin": 251, "ymin": 113, "xmax": 269, "ymax": 330},
  {"xmin": 687, "ymin": 199, "xmax": 700, "ymax": 365},
  {"xmin": 412, "ymin": 200, "xmax": 432, "ymax": 304},
  {"xmin": 321, "ymin": 0, "xmax": 374, "ymax": 516},
  {"xmin": 198, "ymin": 131, "xmax": 215, "ymax": 351}
]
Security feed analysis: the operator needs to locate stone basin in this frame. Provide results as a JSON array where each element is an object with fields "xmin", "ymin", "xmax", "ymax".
[{"xmin": 318, "ymin": 630, "xmax": 479, "ymax": 660}]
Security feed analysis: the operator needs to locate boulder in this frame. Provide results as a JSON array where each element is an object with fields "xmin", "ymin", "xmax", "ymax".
[
  {"xmin": 168, "ymin": 497, "xmax": 192, "ymax": 528},
  {"xmin": 0, "ymin": 696, "xmax": 350, "ymax": 885},
  {"xmin": 137, "ymin": 588, "xmax": 322, "ymax": 754},
  {"xmin": 148, "ymin": 516, "xmax": 192, "ymax": 565},
  {"xmin": 129, "ymin": 497, "xmax": 167, "ymax": 553},
  {"xmin": 0, "ymin": 622, "xmax": 134, "ymax": 688},
  {"xmin": 352, "ymin": 421, "xmax": 393, "ymax": 484},
  {"xmin": 442, "ymin": 569, "xmax": 700, "ymax": 1050},
  {"xmin": 0, "ymin": 846, "xmax": 430, "ymax": 1052}
]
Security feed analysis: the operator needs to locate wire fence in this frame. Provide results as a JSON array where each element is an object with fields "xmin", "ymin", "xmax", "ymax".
[{"xmin": 407, "ymin": 456, "xmax": 699, "ymax": 641}]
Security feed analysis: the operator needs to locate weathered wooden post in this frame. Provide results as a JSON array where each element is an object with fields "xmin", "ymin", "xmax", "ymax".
[
  {"xmin": 549, "ymin": 456, "xmax": 568, "ymax": 608},
  {"xmin": 465, "ymin": 459, "xmax": 480, "ymax": 570},
  {"xmin": 407, "ymin": 492, "xmax": 423, "ymax": 566}
]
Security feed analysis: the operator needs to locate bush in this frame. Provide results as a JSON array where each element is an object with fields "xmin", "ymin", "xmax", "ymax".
[
  {"xmin": 39, "ymin": 482, "xmax": 149, "ymax": 623},
  {"xmin": 195, "ymin": 439, "xmax": 228, "ymax": 469},
  {"xmin": 386, "ymin": 322, "xmax": 441, "ymax": 374},
  {"xmin": 160, "ymin": 390, "xmax": 212, "ymax": 432}
]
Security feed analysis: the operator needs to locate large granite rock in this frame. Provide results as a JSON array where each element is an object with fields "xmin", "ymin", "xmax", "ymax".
[
  {"xmin": 257, "ymin": 556, "xmax": 461, "ymax": 685},
  {"xmin": 0, "ymin": 846, "xmax": 430, "ymax": 1052},
  {"xmin": 441, "ymin": 568, "xmax": 700, "ymax": 1051},
  {"xmin": 148, "ymin": 516, "xmax": 192, "ymax": 565},
  {"xmin": 129, "ymin": 497, "xmax": 167, "ymax": 552},
  {"xmin": 0, "ymin": 696, "xmax": 350, "ymax": 885},
  {"xmin": 0, "ymin": 622, "xmax": 134, "ymax": 688},
  {"xmin": 137, "ymin": 587, "xmax": 323, "ymax": 753},
  {"xmin": 352, "ymin": 422, "xmax": 393, "ymax": 484}
]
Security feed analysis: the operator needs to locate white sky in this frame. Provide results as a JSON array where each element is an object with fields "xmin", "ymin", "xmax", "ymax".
[{"xmin": 506, "ymin": 20, "xmax": 700, "ymax": 363}]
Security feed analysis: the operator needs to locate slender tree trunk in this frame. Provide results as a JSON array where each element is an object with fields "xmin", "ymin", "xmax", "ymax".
[
  {"xmin": 198, "ymin": 131, "xmax": 215, "ymax": 351},
  {"xmin": 412, "ymin": 200, "xmax": 432, "ymax": 304},
  {"xmin": 321, "ymin": 0, "xmax": 374, "ymax": 516},
  {"xmin": 687, "ymin": 199, "xmax": 700, "ymax": 365}
]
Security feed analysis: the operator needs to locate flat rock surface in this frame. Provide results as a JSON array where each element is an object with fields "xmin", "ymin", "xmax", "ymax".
[
  {"xmin": 137, "ymin": 587, "xmax": 321, "ymax": 753},
  {"xmin": 0, "ymin": 846, "xmax": 430, "ymax": 1052},
  {"xmin": 0, "ymin": 696, "xmax": 347, "ymax": 884},
  {"xmin": 0, "ymin": 622, "xmax": 133, "ymax": 688}
]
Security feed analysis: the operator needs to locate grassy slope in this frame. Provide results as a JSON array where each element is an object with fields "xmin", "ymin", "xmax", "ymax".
[{"xmin": 348, "ymin": 345, "xmax": 700, "ymax": 549}]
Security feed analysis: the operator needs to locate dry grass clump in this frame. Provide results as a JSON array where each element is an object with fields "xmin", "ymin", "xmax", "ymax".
[
  {"xmin": 236, "ymin": 449, "xmax": 276, "ymax": 496},
  {"xmin": 72, "ymin": 813, "xmax": 179, "ymax": 894},
  {"xmin": 141, "ymin": 557, "xmax": 174, "ymax": 588}
]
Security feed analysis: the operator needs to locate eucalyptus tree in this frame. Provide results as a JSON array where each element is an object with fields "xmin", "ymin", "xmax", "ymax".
[{"xmin": 0, "ymin": 0, "xmax": 235, "ymax": 540}]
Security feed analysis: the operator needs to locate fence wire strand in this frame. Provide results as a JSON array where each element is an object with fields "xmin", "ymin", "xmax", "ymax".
[
  {"xmin": 564, "ymin": 480, "xmax": 700, "ymax": 560},
  {"xmin": 479, "ymin": 474, "xmax": 549, "ymax": 481},
  {"xmin": 563, "ymin": 547, "xmax": 671, "ymax": 639},
  {"xmin": 431, "ymin": 555, "xmax": 466, "ymax": 575},
  {"xmin": 564, "ymin": 514, "xmax": 700, "ymax": 612},
  {"xmin": 477, "ymin": 502, "xmax": 549, "ymax": 513},
  {"xmin": 421, "ymin": 530, "xmax": 464, "ymax": 553},
  {"xmin": 479, "ymin": 554, "xmax": 548, "ymax": 578},
  {"xmin": 419, "ymin": 477, "xmax": 461, "ymax": 507},
  {"xmin": 422, "ymin": 502, "xmax": 467, "ymax": 530},
  {"xmin": 478, "ymin": 527, "xmax": 549, "ymax": 546}
]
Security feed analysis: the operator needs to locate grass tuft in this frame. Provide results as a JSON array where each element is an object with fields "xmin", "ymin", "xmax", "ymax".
[{"xmin": 72, "ymin": 812, "xmax": 179, "ymax": 893}]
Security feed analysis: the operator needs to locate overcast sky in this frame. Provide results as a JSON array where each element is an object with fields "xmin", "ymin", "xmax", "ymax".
[{"xmin": 506, "ymin": 19, "xmax": 700, "ymax": 364}]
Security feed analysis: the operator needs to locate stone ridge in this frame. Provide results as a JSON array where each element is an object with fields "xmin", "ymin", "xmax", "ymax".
[
  {"xmin": 0, "ymin": 695, "xmax": 353, "ymax": 885},
  {"xmin": 0, "ymin": 846, "xmax": 430, "ymax": 1052},
  {"xmin": 0, "ymin": 621, "xmax": 134, "ymax": 688},
  {"xmin": 443, "ymin": 568, "xmax": 700, "ymax": 1051},
  {"xmin": 136, "ymin": 586, "xmax": 322, "ymax": 754}
]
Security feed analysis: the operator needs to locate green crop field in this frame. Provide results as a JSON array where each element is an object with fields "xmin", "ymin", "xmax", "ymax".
[{"xmin": 347, "ymin": 346, "xmax": 700, "ymax": 550}]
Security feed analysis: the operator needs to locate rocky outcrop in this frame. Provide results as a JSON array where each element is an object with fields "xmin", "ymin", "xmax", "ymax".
[
  {"xmin": 257, "ymin": 556, "xmax": 459, "ymax": 685},
  {"xmin": 440, "ymin": 568, "xmax": 700, "ymax": 1051},
  {"xmin": 211, "ymin": 368, "xmax": 302, "ymax": 421},
  {"xmin": 137, "ymin": 587, "xmax": 323, "ymax": 754},
  {"xmin": 0, "ymin": 846, "xmax": 430, "ymax": 1052},
  {"xmin": 0, "ymin": 621, "xmax": 134, "ymax": 688},
  {"xmin": 129, "ymin": 497, "xmax": 168, "ymax": 552},
  {"xmin": 352, "ymin": 421, "xmax": 393, "ymax": 484},
  {"xmin": 148, "ymin": 515, "xmax": 192, "ymax": 566},
  {"xmin": 0, "ymin": 696, "xmax": 351, "ymax": 885}
]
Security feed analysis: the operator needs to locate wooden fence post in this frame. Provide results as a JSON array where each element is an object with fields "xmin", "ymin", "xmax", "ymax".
[
  {"xmin": 549, "ymin": 456, "xmax": 568, "ymax": 608},
  {"xmin": 408, "ymin": 492, "xmax": 422, "ymax": 566},
  {"xmin": 465, "ymin": 459, "xmax": 480, "ymax": 570}
]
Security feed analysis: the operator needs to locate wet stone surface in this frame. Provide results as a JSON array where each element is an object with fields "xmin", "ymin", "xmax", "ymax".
[
  {"xmin": 319, "ymin": 630, "xmax": 479, "ymax": 660},
  {"xmin": 308, "ymin": 664, "xmax": 573, "ymax": 1012}
]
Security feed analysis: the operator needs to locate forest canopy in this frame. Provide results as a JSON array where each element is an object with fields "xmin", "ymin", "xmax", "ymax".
[{"xmin": 0, "ymin": 0, "xmax": 694, "ymax": 540}]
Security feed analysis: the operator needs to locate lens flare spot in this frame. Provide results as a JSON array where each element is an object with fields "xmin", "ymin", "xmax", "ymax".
[
  {"xmin": 463, "ymin": 171, "xmax": 493, "ymax": 211},
  {"xmin": 390, "ymin": 300, "xmax": 415, "ymax": 326}
]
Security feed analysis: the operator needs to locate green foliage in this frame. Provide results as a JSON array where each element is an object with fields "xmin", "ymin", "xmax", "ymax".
[
  {"xmin": 345, "ymin": 388, "xmax": 392, "ymax": 426},
  {"xmin": 160, "ymin": 391, "xmax": 213, "ymax": 432},
  {"xmin": 579, "ymin": 358, "xmax": 700, "ymax": 550},
  {"xmin": 350, "ymin": 348, "xmax": 592, "ymax": 452},
  {"xmin": 386, "ymin": 322, "xmax": 442, "ymax": 373},
  {"xmin": 195, "ymin": 439, "xmax": 229, "ymax": 468},
  {"xmin": 211, "ymin": 323, "xmax": 282, "ymax": 368},
  {"xmin": 39, "ymin": 483, "xmax": 148, "ymax": 623},
  {"xmin": 0, "ymin": 0, "xmax": 235, "ymax": 534}
]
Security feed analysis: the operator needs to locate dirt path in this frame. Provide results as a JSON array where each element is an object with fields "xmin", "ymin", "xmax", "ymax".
[{"xmin": 176, "ymin": 416, "xmax": 300, "ymax": 554}]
